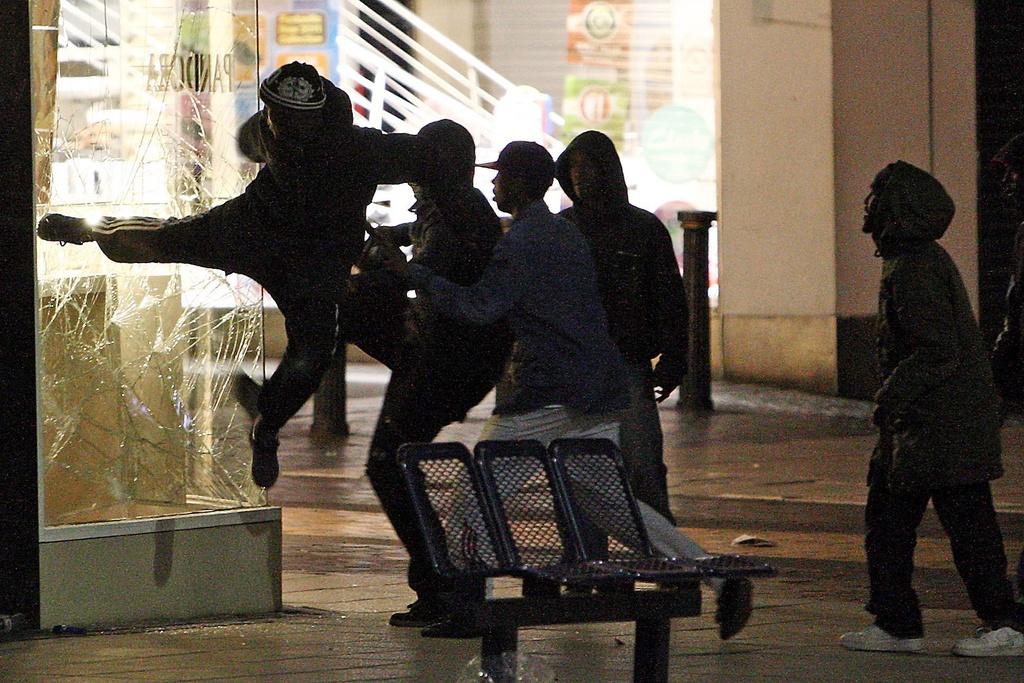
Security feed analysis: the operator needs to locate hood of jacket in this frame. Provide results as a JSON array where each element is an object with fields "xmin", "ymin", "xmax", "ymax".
[
  {"xmin": 865, "ymin": 160, "xmax": 955, "ymax": 257},
  {"xmin": 321, "ymin": 77, "xmax": 354, "ymax": 134},
  {"xmin": 555, "ymin": 130, "xmax": 630, "ymax": 217},
  {"xmin": 416, "ymin": 119, "xmax": 475, "ymax": 199}
]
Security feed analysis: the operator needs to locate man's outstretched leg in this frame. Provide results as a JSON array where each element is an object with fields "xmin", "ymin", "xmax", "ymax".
[
  {"xmin": 638, "ymin": 501, "xmax": 753, "ymax": 640},
  {"xmin": 37, "ymin": 205, "xmax": 336, "ymax": 490}
]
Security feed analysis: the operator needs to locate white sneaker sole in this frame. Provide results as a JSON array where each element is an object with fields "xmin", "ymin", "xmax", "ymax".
[
  {"xmin": 840, "ymin": 636, "xmax": 923, "ymax": 653},
  {"xmin": 952, "ymin": 643, "xmax": 1024, "ymax": 657}
]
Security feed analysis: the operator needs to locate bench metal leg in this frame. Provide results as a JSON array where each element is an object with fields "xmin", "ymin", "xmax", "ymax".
[
  {"xmin": 481, "ymin": 625, "xmax": 518, "ymax": 683},
  {"xmin": 633, "ymin": 617, "xmax": 670, "ymax": 683}
]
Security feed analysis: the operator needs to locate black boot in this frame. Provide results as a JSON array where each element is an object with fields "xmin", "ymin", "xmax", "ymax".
[{"xmin": 250, "ymin": 416, "xmax": 280, "ymax": 488}]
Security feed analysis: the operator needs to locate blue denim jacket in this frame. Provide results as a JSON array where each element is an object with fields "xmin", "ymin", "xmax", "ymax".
[{"xmin": 408, "ymin": 200, "xmax": 628, "ymax": 415}]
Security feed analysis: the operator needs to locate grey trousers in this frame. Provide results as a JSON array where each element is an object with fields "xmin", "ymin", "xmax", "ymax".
[{"xmin": 618, "ymin": 362, "xmax": 676, "ymax": 523}]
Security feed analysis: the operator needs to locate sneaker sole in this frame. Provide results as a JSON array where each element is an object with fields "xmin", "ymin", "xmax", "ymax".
[
  {"xmin": 952, "ymin": 644, "xmax": 1024, "ymax": 657},
  {"xmin": 841, "ymin": 638, "xmax": 923, "ymax": 653}
]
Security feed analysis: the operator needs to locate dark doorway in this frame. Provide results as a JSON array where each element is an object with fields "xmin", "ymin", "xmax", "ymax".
[{"xmin": 976, "ymin": 1, "xmax": 1024, "ymax": 342}]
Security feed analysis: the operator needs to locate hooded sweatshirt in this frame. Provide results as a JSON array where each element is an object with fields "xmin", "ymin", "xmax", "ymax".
[
  {"xmin": 990, "ymin": 134, "xmax": 1024, "ymax": 397},
  {"xmin": 867, "ymin": 161, "xmax": 1003, "ymax": 491},
  {"xmin": 555, "ymin": 131, "xmax": 688, "ymax": 376},
  {"xmin": 234, "ymin": 78, "xmax": 437, "ymax": 297}
]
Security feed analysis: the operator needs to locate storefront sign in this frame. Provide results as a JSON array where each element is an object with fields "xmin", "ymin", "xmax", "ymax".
[
  {"xmin": 641, "ymin": 104, "xmax": 714, "ymax": 183},
  {"xmin": 146, "ymin": 52, "xmax": 235, "ymax": 93},
  {"xmin": 276, "ymin": 12, "xmax": 326, "ymax": 46},
  {"xmin": 257, "ymin": 0, "xmax": 338, "ymax": 84},
  {"xmin": 567, "ymin": 0, "xmax": 634, "ymax": 67},
  {"xmin": 562, "ymin": 76, "xmax": 628, "ymax": 145}
]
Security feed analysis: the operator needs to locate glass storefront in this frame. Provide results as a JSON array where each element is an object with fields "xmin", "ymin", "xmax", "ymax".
[
  {"xmin": 559, "ymin": 0, "xmax": 719, "ymax": 304},
  {"xmin": 33, "ymin": 0, "xmax": 265, "ymax": 526}
]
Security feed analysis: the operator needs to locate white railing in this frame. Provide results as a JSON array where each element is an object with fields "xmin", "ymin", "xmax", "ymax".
[
  {"xmin": 56, "ymin": 0, "xmax": 565, "ymax": 220},
  {"xmin": 336, "ymin": 0, "xmax": 563, "ymax": 150}
]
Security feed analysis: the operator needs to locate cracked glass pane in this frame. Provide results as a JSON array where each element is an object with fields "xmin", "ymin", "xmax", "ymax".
[{"xmin": 34, "ymin": 0, "xmax": 266, "ymax": 526}]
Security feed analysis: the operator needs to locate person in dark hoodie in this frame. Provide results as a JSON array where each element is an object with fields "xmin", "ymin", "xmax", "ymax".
[
  {"xmin": 338, "ymin": 120, "xmax": 512, "ymax": 630},
  {"xmin": 991, "ymin": 133, "xmax": 1024, "ymax": 406},
  {"xmin": 555, "ymin": 130, "xmax": 686, "ymax": 522},
  {"xmin": 554, "ymin": 130, "xmax": 751, "ymax": 641},
  {"xmin": 36, "ymin": 62, "xmax": 437, "ymax": 490},
  {"xmin": 841, "ymin": 160, "xmax": 1024, "ymax": 657},
  {"xmin": 989, "ymin": 131, "xmax": 1024, "ymax": 606}
]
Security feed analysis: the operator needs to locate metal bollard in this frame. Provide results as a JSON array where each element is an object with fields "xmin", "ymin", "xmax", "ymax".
[
  {"xmin": 312, "ymin": 350, "xmax": 350, "ymax": 438},
  {"xmin": 678, "ymin": 210, "xmax": 716, "ymax": 411}
]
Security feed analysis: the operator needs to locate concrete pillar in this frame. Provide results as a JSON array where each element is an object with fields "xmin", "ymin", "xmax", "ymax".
[
  {"xmin": 715, "ymin": 0, "xmax": 977, "ymax": 398},
  {"xmin": 715, "ymin": 0, "xmax": 838, "ymax": 394}
]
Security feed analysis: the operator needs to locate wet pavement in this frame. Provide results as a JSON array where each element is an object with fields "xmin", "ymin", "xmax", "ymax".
[{"xmin": 3, "ymin": 365, "xmax": 1023, "ymax": 681}]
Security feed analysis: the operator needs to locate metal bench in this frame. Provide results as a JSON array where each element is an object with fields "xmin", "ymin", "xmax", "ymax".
[{"xmin": 398, "ymin": 438, "xmax": 774, "ymax": 683}]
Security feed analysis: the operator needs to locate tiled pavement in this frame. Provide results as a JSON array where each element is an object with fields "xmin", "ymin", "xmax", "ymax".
[{"xmin": 4, "ymin": 368, "xmax": 1024, "ymax": 681}]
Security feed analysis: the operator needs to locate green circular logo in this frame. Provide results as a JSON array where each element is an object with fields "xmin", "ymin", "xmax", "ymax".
[
  {"xmin": 641, "ymin": 105, "xmax": 714, "ymax": 183},
  {"xmin": 584, "ymin": 3, "xmax": 618, "ymax": 41}
]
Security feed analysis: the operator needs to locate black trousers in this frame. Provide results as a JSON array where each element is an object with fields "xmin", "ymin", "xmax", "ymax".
[
  {"xmin": 338, "ymin": 277, "xmax": 509, "ymax": 601},
  {"xmin": 865, "ymin": 471, "xmax": 1020, "ymax": 637},
  {"xmin": 92, "ymin": 197, "xmax": 349, "ymax": 438}
]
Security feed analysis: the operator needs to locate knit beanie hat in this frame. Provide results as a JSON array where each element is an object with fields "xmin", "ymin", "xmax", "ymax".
[{"xmin": 259, "ymin": 62, "xmax": 326, "ymax": 110}]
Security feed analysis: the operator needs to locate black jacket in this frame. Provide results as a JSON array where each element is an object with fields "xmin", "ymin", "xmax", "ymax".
[
  {"xmin": 365, "ymin": 185, "xmax": 511, "ymax": 355},
  {"xmin": 870, "ymin": 161, "xmax": 1003, "ymax": 491},
  {"xmin": 555, "ymin": 131, "xmax": 688, "ymax": 378},
  {"xmin": 234, "ymin": 78, "xmax": 435, "ymax": 298},
  {"xmin": 991, "ymin": 220, "xmax": 1024, "ymax": 399}
]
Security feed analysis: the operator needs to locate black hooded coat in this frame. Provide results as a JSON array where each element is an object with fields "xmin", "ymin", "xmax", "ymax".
[
  {"xmin": 868, "ymin": 161, "xmax": 1003, "ymax": 492},
  {"xmin": 233, "ymin": 77, "xmax": 435, "ymax": 300},
  {"xmin": 990, "ymin": 133, "xmax": 1024, "ymax": 400},
  {"xmin": 554, "ymin": 131, "xmax": 688, "ymax": 379}
]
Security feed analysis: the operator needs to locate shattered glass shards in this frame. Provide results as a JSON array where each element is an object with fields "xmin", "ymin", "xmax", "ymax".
[{"xmin": 34, "ymin": 0, "xmax": 267, "ymax": 525}]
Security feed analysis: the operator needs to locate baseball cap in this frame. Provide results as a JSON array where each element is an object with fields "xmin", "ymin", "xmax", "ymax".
[
  {"xmin": 478, "ymin": 141, "xmax": 555, "ymax": 191},
  {"xmin": 259, "ymin": 62, "xmax": 326, "ymax": 110}
]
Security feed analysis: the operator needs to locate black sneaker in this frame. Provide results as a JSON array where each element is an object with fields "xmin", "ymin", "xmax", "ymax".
[
  {"xmin": 389, "ymin": 598, "xmax": 450, "ymax": 628},
  {"xmin": 716, "ymin": 577, "xmax": 753, "ymax": 640},
  {"xmin": 250, "ymin": 417, "xmax": 280, "ymax": 488},
  {"xmin": 37, "ymin": 214, "xmax": 95, "ymax": 245}
]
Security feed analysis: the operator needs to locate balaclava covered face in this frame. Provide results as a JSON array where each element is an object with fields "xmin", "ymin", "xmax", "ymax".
[{"xmin": 862, "ymin": 161, "xmax": 955, "ymax": 258}]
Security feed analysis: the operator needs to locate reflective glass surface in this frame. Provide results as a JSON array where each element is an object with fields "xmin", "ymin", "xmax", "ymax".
[{"xmin": 33, "ymin": 0, "xmax": 266, "ymax": 525}]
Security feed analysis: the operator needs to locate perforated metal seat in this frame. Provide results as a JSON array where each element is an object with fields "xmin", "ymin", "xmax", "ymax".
[
  {"xmin": 398, "ymin": 439, "xmax": 773, "ymax": 683},
  {"xmin": 474, "ymin": 439, "xmax": 645, "ymax": 587},
  {"xmin": 549, "ymin": 438, "xmax": 775, "ymax": 579},
  {"xmin": 398, "ymin": 441, "xmax": 509, "ymax": 578}
]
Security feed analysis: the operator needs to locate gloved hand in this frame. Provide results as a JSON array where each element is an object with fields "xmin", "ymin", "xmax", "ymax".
[
  {"xmin": 652, "ymin": 356, "xmax": 686, "ymax": 403},
  {"xmin": 367, "ymin": 225, "xmax": 409, "ymax": 277}
]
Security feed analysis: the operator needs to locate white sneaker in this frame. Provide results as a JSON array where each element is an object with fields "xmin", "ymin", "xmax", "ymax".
[
  {"xmin": 840, "ymin": 624, "xmax": 923, "ymax": 653},
  {"xmin": 951, "ymin": 626, "xmax": 1024, "ymax": 657}
]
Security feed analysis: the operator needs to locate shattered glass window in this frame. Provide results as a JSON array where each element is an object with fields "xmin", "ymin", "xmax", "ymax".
[{"xmin": 33, "ymin": 0, "xmax": 267, "ymax": 525}]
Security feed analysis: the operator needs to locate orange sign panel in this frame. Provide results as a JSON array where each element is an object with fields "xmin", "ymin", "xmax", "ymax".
[{"xmin": 276, "ymin": 12, "xmax": 326, "ymax": 46}]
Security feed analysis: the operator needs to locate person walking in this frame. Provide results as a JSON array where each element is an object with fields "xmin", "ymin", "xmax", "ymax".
[
  {"xmin": 555, "ymin": 130, "xmax": 686, "ymax": 522},
  {"xmin": 555, "ymin": 130, "xmax": 751, "ymax": 640},
  {"xmin": 989, "ymin": 131, "xmax": 1024, "ymax": 603},
  {"xmin": 841, "ymin": 160, "xmax": 1024, "ymax": 657}
]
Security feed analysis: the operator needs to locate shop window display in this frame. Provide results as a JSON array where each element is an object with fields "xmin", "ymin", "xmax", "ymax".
[{"xmin": 33, "ymin": 0, "xmax": 265, "ymax": 526}]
